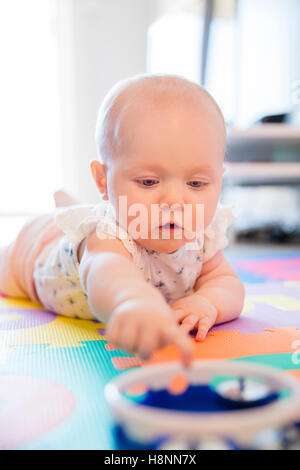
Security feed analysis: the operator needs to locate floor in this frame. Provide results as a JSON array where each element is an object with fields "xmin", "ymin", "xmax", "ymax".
[
  {"xmin": 1, "ymin": 247, "xmax": 300, "ymax": 449},
  {"xmin": 0, "ymin": 216, "xmax": 300, "ymax": 449}
]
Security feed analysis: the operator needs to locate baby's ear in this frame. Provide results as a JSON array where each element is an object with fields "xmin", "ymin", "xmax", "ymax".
[
  {"xmin": 90, "ymin": 160, "xmax": 105, "ymax": 181},
  {"xmin": 90, "ymin": 160, "xmax": 99, "ymax": 181},
  {"xmin": 90, "ymin": 160, "xmax": 108, "ymax": 199}
]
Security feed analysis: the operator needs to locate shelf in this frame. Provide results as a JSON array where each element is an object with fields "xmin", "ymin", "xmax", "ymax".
[
  {"xmin": 227, "ymin": 124, "xmax": 300, "ymax": 142},
  {"xmin": 223, "ymin": 162, "xmax": 300, "ymax": 186}
]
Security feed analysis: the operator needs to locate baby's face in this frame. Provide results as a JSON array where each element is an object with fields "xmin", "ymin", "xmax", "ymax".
[{"xmin": 104, "ymin": 95, "xmax": 226, "ymax": 253}]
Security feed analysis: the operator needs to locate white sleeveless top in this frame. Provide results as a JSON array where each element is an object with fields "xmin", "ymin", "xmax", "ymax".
[{"xmin": 33, "ymin": 200, "xmax": 233, "ymax": 319}]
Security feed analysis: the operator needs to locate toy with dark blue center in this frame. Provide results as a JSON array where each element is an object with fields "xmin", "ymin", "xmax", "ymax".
[{"xmin": 104, "ymin": 360, "xmax": 300, "ymax": 450}]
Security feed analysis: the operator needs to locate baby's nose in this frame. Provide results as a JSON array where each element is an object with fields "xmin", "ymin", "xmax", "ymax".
[
  {"xmin": 159, "ymin": 187, "xmax": 184, "ymax": 209},
  {"xmin": 159, "ymin": 203, "xmax": 183, "ymax": 213}
]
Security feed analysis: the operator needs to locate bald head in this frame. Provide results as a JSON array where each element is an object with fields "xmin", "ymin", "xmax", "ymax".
[{"xmin": 95, "ymin": 73, "xmax": 226, "ymax": 165}]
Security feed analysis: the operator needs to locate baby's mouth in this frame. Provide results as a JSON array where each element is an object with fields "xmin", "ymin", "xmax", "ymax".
[{"xmin": 159, "ymin": 223, "xmax": 181, "ymax": 230}]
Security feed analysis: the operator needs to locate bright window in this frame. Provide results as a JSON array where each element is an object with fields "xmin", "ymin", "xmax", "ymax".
[
  {"xmin": 0, "ymin": 0, "xmax": 62, "ymax": 215},
  {"xmin": 147, "ymin": 7, "xmax": 236, "ymax": 124}
]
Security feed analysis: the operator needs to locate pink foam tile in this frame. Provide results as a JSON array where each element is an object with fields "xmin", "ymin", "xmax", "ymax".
[
  {"xmin": 237, "ymin": 258, "xmax": 300, "ymax": 281},
  {"xmin": 0, "ymin": 375, "xmax": 76, "ymax": 450},
  {"xmin": 111, "ymin": 356, "xmax": 142, "ymax": 370}
]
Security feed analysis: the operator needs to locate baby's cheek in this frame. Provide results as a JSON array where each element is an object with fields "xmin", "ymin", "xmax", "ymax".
[{"xmin": 202, "ymin": 192, "xmax": 220, "ymax": 228}]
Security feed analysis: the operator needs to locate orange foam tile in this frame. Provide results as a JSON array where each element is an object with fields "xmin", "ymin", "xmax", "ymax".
[{"xmin": 144, "ymin": 327, "xmax": 300, "ymax": 365}]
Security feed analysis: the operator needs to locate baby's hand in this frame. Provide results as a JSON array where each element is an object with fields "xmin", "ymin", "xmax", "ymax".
[
  {"xmin": 171, "ymin": 293, "xmax": 218, "ymax": 342},
  {"xmin": 106, "ymin": 298, "xmax": 194, "ymax": 366}
]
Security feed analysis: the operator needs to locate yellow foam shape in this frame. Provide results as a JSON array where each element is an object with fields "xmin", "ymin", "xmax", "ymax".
[
  {"xmin": 0, "ymin": 315, "xmax": 106, "ymax": 349},
  {"xmin": 0, "ymin": 296, "xmax": 107, "ymax": 349},
  {"xmin": 241, "ymin": 298, "xmax": 253, "ymax": 314},
  {"xmin": 0, "ymin": 298, "xmax": 42, "ymax": 310},
  {"xmin": 0, "ymin": 313, "xmax": 22, "ymax": 323},
  {"xmin": 246, "ymin": 295, "xmax": 300, "ymax": 311}
]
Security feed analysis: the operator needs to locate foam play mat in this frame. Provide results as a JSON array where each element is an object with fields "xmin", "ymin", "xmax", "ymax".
[{"xmin": 0, "ymin": 250, "xmax": 300, "ymax": 449}]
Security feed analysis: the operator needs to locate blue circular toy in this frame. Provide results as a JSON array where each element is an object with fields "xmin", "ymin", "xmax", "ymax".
[{"xmin": 105, "ymin": 360, "xmax": 300, "ymax": 450}]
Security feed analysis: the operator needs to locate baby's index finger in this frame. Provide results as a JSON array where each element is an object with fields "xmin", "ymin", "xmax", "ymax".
[
  {"xmin": 196, "ymin": 317, "xmax": 214, "ymax": 342},
  {"xmin": 163, "ymin": 324, "xmax": 195, "ymax": 368},
  {"xmin": 178, "ymin": 335, "xmax": 194, "ymax": 368}
]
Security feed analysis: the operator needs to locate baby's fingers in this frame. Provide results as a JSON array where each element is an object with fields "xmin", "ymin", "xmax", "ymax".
[
  {"xmin": 137, "ymin": 328, "xmax": 159, "ymax": 361},
  {"xmin": 173, "ymin": 308, "xmax": 187, "ymax": 324},
  {"xmin": 179, "ymin": 314, "xmax": 199, "ymax": 334},
  {"xmin": 119, "ymin": 322, "xmax": 140, "ymax": 354},
  {"xmin": 162, "ymin": 324, "xmax": 194, "ymax": 368},
  {"xmin": 106, "ymin": 317, "xmax": 121, "ymax": 347},
  {"xmin": 196, "ymin": 317, "xmax": 213, "ymax": 342},
  {"xmin": 107, "ymin": 316, "xmax": 138, "ymax": 353}
]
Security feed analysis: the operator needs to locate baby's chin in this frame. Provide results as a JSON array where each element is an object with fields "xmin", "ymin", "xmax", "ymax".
[{"xmin": 134, "ymin": 237, "xmax": 189, "ymax": 254}]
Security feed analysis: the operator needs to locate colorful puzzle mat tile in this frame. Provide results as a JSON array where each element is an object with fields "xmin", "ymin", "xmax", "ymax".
[
  {"xmin": 0, "ymin": 250, "xmax": 300, "ymax": 449},
  {"xmin": 227, "ymin": 251, "xmax": 300, "ymax": 283}
]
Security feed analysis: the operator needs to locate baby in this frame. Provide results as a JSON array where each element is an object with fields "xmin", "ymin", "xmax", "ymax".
[{"xmin": 0, "ymin": 74, "xmax": 245, "ymax": 366}]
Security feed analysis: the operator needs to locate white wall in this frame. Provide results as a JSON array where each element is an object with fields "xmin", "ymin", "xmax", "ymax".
[
  {"xmin": 0, "ymin": 0, "xmax": 62, "ymax": 214},
  {"xmin": 57, "ymin": 0, "xmax": 161, "ymax": 203},
  {"xmin": 236, "ymin": 0, "xmax": 300, "ymax": 127}
]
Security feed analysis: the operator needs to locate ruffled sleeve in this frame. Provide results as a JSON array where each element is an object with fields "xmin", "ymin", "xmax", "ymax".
[
  {"xmin": 203, "ymin": 205, "xmax": 233, "ymax": 263},
  {"xmin": 54, "ymin": 200, "xmax": 143, "ymax": 268},
  {"xmin": 55, "ymin": 204, "xmax": 100, "ymax": 244}
]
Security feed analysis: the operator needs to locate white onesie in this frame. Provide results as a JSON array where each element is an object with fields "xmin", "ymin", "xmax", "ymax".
[{"xmin": 33, "ymin": 200, "xmax": 233, "ymax": 320}]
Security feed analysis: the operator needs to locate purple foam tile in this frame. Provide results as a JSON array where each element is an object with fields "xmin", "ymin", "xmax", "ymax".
[
  {"xmin": 211, "ymin": 303, "xmax": 300, "ymax": 335},
  {"xmin": 245, "ymin": 282, "xmax": 300, "ymax": 299},
  {"xmin": 97, "ymin": 328, "xmax": 106, "ymax": 336},
  {"xmin": 0, "ymin": 308, "xmax": 56, "ymax": 330}
]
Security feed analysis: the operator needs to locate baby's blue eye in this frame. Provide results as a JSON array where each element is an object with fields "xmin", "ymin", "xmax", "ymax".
[
  {"xmin": 187, "ymin": 181, "xmax": 206, "ymax": 188},
  {"xmin": 139, "ymin": 179, "xmax": 158, "ymax": 187}
]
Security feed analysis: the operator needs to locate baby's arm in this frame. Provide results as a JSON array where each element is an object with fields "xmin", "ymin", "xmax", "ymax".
[
  {"xmin": 79, "ymin": 231, "xmax": 193, "ymax": 364},
  {"xmin": 172, "ymin": 251, "xmax": 245, "ymax": 341}
]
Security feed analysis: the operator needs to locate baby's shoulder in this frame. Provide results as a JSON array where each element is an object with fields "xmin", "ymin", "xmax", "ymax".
[{"xmin": 78, "ymin": 229, "xmax": 133, "ymax": 264}]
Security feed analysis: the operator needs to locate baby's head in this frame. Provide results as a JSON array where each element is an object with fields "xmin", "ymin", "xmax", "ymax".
[{"xmin": 92, "ymin": 74, "xmax": 226, "ymax": 253}]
